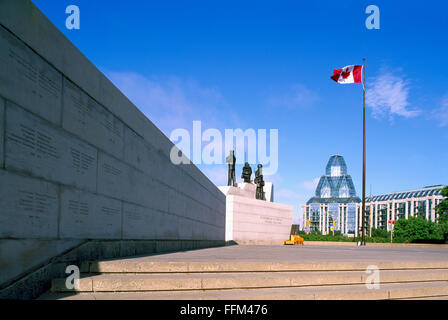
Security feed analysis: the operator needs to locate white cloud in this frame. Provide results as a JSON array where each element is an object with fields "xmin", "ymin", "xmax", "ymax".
[
  {"xmin": 268, "ymin": 84, "xmax": 319, "ymax": 109},
  {"xmin": 366, "ymin": 70, "xmax": 420, "ymax": 119},
  {"xmin": 431, "ymin": 94, "xmax": 448, "ymax": 127}
]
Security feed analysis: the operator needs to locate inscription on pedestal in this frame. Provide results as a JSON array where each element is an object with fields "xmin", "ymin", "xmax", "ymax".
[
  {"xmin": 63, "ymin": 80, "xmax": 124, "ymax": 158},
  {"xmin": 0, "ymin": 26, "xmax": 62, "ymax": 125},
  {"xmin": 259, "ymin": 216, "xmax": 283, "ymax": 225},
  {"xmin": 0, "ymin": 170, "xmax": 58, "ymax": 238},
  {"xmin": 5, "ymin": 102, "xmax": 97, "ymax": 191}
]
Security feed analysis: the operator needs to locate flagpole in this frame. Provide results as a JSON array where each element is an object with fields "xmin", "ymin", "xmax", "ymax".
[
  {"xmin": 370, "ymin": 184, "xmax": 372, "ymax": 238},
  {"xmin": 361, "ymin": 58, "xmax": 366, "ymax": 246}
]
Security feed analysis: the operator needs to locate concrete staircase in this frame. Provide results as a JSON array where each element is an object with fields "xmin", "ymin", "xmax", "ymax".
[{"xmin": 39, "ymin": 260, "xmax": 448, "ymax": 300}]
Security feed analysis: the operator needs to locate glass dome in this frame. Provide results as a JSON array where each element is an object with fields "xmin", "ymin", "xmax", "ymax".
[{"xmin": 307, "ymin": 155, "xmax": 361, "ymax": 204}]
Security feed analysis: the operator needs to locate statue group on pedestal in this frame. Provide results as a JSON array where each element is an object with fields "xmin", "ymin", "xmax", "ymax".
[{"xmin": 226, "ymin": 150, "xmax": 265, "ymax": 200}]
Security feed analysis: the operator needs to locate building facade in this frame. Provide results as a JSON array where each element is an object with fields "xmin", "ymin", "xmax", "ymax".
[
  {"xmin": 363, "ymin": 185, "xmax": 446, "ymax": 233},
  {"xmin": 300, "ymin": 155, "xmax": 446, "ymax": 236}
]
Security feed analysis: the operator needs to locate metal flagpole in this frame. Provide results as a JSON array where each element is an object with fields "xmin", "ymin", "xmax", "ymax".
[
  {"xmin": 361, "ymin": 58, "xmax": 366, "ymax": 246},
  {"xmin": 369, "ymin": 184, "xmax": 372, "ymax": 238}
]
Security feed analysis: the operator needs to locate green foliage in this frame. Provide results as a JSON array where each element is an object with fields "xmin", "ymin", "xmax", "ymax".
[
  {"xmin": 393, "ymin": 216, "xmax": 443, "ymax": 243},
  {"xmin": 370, "ymin": 228, "xmax": 390, "ymax": 239},
  {"xmin": 301, "ymin": 233, "xmax": 353, "ymax": 242},
  {"xmin": 332, "ymin": 230, "xmax": 342, "ymax": 236},
  {"xmin": 357, "ymin": 236, "xmax": 390, "ymax": 243},
  {"xmin": 300, "ymin": 233, "xmax": 389, "ymax": 243}
]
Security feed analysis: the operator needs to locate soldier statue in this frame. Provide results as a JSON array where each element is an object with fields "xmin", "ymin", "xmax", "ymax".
[
  {"xmin": 241, "ymin": 162, "xmax": 252, "ymax": 183},
  {"xmin": 254, "ymin": 164, "xmax": 265, "ymax": 200},
  {"xmin": 226, "ymin": 150, "xmax": 236, "ymax": 187}
]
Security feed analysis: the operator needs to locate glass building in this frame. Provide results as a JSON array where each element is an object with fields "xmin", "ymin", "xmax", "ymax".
[
  {"xmin": 300, "ymin": 155, "xmax": 361, "ymax": 236},
  {"xmin": 300, "ymin": 154, "xmax": 446, "ymax": 236}
]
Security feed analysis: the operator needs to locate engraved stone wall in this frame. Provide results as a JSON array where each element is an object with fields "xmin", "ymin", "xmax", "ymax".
[
  {"xmin": 0, "ymin": 0, "xmax": 225, "ymax": 290},
  {"xmin": 5, "ymin": 101, "xmax": 98, "ymax": 192},
  {"xmin": 0, "ymin": 170, "xmax": 59, "ymax": 239},
  {"xmin": 0, "ymin": 26, "xmax": 62, "ymax": 125}
]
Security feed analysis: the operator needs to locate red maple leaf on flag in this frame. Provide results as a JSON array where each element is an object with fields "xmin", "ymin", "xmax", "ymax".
[{"xmin": 341, "ymin": 68, "xmax": 351, "ymax": 79}]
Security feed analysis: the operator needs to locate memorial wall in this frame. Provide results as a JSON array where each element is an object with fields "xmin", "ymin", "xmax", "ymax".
[{"xmin": 0, "ymin": 0, "xmax": 226, "ymax": 292}]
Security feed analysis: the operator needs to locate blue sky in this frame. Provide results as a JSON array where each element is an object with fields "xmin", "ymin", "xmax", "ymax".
[{"xmin": 33, "ymin": 0, "xmax": 448, "ymax": 223}]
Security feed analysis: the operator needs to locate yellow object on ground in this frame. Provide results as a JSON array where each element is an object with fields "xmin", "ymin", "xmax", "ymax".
[{"xmin": 284, "ymin": 235, "xmax": 304, "ymax": 245}]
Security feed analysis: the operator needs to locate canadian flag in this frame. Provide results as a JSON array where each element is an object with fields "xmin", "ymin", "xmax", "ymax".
[{"xmin": 331, "ymin": 65, "xmax": 363, "ymax": 84}]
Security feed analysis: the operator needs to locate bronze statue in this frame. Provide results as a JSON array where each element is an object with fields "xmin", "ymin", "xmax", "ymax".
[
  {"xmin": 226, "ymin": 150, "xmax": 236, "ymax": 187},
  {"xmin": 241, "ymin": 162, "xmax": 252, "ymax": 183},
  {"xmin": 254, "ymin": 164, "xmax": 265, "ymax": 200}
]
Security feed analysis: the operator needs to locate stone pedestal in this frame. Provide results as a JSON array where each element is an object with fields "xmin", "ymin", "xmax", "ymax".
[
  {"xmin": 218, "ymin": 182, "xmax": 274, "ymax": 202},
  {"xmin": 218, "ymin": 182, "xmax": 256, "ymax": 199},
  {"xmin": 219, "ymin": 184, "xmax": 292, "ymax": 244}
]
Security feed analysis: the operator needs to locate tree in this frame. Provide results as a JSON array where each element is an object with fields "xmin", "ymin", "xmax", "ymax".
[
  {"xmin": 393, "ymin": 216, "xmax": 441, "ymax": 243},
  {"xmin": 435, "ymin": 186, "xmax": 448, "ymax": 242},
  {"xmin": 371, "ymin": 228, "xmax": 390, "ymax": 239}
]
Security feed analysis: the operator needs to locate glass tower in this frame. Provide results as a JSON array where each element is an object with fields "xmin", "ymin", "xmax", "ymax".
[{"xmin": 304, "ymin": 155, "xmax": 361, "ymax": 235}]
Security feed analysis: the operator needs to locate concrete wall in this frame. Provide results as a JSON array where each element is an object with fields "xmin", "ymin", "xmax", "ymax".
[{"xmin": 0, "ymin": 0, "xmax": 226, "ymax": 292}]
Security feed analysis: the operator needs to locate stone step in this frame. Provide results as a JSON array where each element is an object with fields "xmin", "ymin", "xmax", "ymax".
[
  {"xmin": 51, "ymin": 269, "xmax": 448, "ymax": 293},
  {"xmin": 40, "ymin": 281, "xmax": 448, "ymax": 300},
  {"xmin": 406, "ymin": 295, "xmax": 448, "ymax": 300},
  {"xmin": 81, "ymin": 260, "xmax": 448, "ymax": 273}
]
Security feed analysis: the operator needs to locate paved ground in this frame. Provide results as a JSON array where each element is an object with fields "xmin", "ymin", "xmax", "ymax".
[{"xmin": 99, "ymin": 244, "xmax": 448, "ymax": 263}]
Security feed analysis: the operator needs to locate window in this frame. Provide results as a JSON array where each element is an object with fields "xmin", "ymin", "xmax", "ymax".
[
  {"xmin": 339, "ymin": 181, "xmax": 349, "ymax": 198},
  {"xmin": 322, "ymin": 186, "xmax": 331, "ymax": 198},
  {"xmin": 331, "ymin": 166, "xmax": 341, "ymax": 177}
]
